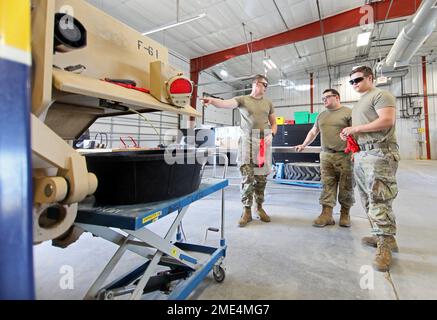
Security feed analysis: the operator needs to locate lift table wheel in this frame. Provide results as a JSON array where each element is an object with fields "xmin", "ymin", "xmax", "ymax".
[{"xmin": 213, "ymin": 264, "xmax": 226, "ymax": 283}]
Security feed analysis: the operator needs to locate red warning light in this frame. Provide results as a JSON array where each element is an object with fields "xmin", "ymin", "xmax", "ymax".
[{"xmin": 169, "ymin": 78, "xmax": 193, "ymax": 94}]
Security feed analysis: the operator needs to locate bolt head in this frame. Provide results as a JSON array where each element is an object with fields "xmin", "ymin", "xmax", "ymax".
[{"xmin": 44, "ymin": 184, "xmax": 54, "ymax": 197}]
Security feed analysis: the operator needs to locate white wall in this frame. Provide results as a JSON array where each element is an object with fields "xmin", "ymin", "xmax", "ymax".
[
  {"xmin": 265, "ymin": 57, "xmax": 437, "ymax": 160},
  {"xmin": 194, "ymin": 72, "xmax": 235, "ymax": 127},
  {"xmin": 88, "ymin": 112, "xmax": 179, "ymax": 149}
]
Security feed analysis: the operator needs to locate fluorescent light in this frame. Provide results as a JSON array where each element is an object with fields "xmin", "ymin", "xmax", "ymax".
[
  {"xmin": 357, "ymin": 31, "xmax": 371, "ymax": 47},
  {"xmin": 263, "ymin": 58, "xmax": 277, "ymax": 70},
  {"xmin": 377, "ymin": 76, "xmax": 388, "ymax": 84},
  {"xmin": 295, "ymin": 84, "xmax": 312, "ymax": 91},
  {"xmin": 280, "ymin": 80, "xmax": 295, "ymax": 88},
  {"xmin": 142, "ymin": 13, "xmax": 207, "ymax": 35},
  {"xmin": 268, "ymin": 59, "xmax": 277, "ymax": 69},
  {"xmin": 263, "ymin": 60, "xmax": 273, "ymax": 70},
  {"xmin": 220, "ymin": 69, "xmax": 228, "ymax": 77}
]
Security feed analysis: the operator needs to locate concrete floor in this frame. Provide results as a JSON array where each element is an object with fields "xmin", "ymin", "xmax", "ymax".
[{"xmin": 34, "ymin": 160, "xmax": 437, "ymax": 300}]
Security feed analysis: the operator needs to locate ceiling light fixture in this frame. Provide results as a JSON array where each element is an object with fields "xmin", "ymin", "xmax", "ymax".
[
  {"xmin": 294, "ymin": 84, "xmax": 312, "ymax": 91},
  {"xmin": 263, "ymin": 58, "xmax": 277, "ymax": 70},
  {"xmin": 356, "ymin": 31, "xmax": 371, "ymax": 47},
  {"xmin": 220, "ymin": 69, "xmax": 229, "ymax": 77},
  {"xmin": 279, "ymin": 79, "xmax": 294, "ymax": 88},
  {"xmin": 268, "ymin": 59, "xmax": 278, "ymax": 69},
  {"xmin": 263, "ymin": 59, "xmax": 273, "ymax": 70},
  {"xmin": 142, "ymin": 13, "xmax": 207, "ymax": 36}
]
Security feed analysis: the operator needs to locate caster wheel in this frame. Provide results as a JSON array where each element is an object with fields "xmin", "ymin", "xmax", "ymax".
[{"xmin": 213, "ymin": 265, "xmax": 225, "ymax": 283}]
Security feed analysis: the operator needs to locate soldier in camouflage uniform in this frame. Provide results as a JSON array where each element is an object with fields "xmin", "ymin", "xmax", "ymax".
[
  {"xmin": 296, "ymin": 89, "xmax": 355, "ymax": 228},
  {"xmin": 202, "ymin": 75, "xmax": 277, "ymax": 227},
  {"xmin": 341, "ymin": 66, "xmax": 400, "ymax": 272}
]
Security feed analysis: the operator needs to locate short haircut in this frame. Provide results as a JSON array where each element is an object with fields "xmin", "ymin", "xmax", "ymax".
[
  {"xmin": 323, "ymin": 88, "xmax": 340, "ymax": 99},
  {"xmin": 253, "ymin": 74, "xmax": 268, "ymax": 83},
  {"xmin": 350, "ymin": 66, "xmax": 374, "ymax": 79}
]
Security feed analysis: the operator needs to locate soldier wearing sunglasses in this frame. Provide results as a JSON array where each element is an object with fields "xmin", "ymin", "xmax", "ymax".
[
  {"xmin": 201, "ymin": 75, "xmax": 277, "ymax": 227},
  {"xmin": 340, "ymin": 66, "xmax": 400, "ymax": 272},
  {"xmin": 296, "ymin": 89, "xmax": 355, "ymax": 229}
]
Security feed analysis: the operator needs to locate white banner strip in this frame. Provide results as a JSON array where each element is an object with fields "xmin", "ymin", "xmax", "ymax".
[{"xmin": 0, "ymin": 44, "xmax": 31, "ymax": 66}]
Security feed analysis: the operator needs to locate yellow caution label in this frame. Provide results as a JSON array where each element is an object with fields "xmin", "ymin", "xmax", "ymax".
[
  {"xmin": 0, "ymin": 0, "xmax": 31, "ymax": 52},
  {"xmin": 418, "ymin": 128, "xmax": 426, "ymax": 134},
  {"xmin": 171, "ymin": 248, "xmax": 178, "ymax": 257},
  {"xmin": 142, "ymin": 211, "xmax": 162, "ymax": 225}
]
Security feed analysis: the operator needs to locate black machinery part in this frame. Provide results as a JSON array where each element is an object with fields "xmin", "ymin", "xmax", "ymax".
[
  {"xmin": 54, "ymin": 13, "xmax": 87, "ymax": 53},
  {"xmin": 85, "ymin": 149, "xmax": 207, "ymax": 205}
]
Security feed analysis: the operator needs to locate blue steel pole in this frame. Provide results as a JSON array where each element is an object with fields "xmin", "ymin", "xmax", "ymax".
[
  {"xmin": 0, "ymin": 53, "xmax": 35, "ymax": 300},
  {"xmin": 0, "ymin": 0, "xmax": 35, "ymax": 300}
]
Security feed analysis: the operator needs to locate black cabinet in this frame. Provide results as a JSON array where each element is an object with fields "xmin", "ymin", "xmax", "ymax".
[{"xmin": 273, "ymin": 124, "xmax": 320, "ymax": 163}]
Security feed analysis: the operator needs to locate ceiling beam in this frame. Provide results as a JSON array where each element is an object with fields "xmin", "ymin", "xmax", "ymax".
[{"xmin": 190, "ymin": 0, "xmax": 422, "ymax": 74}]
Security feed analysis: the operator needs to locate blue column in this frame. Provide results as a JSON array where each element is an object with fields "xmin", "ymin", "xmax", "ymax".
[
  {"xmin": 0, "ymin": 0, "xmax": 35, "ymax": 299},
  {"xmin": 0, "ymin": 57, "xmax": 34, "ymax": 300}
]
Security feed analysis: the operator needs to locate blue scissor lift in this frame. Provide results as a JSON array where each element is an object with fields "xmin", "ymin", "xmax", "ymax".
[{"xmin": 75, "ymin": 171, "xmax": 229, "ymax": 300}]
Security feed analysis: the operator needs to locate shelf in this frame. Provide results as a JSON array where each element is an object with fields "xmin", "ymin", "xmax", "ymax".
[{"xmin": 52, "ymin": 69, "xmax": 201, "ymax": 118}]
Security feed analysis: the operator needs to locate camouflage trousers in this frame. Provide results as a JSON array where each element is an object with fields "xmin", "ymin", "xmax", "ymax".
[
  {"xmin": 240, "ymin": 164, "xmax": 267, "ymax": 208},
  {"xmin": 354, "ymin": 148, "xmax": 400, "ymax": 236},
  {"xmin": 320, "ymin": 152, "xmax": 355, "ymax": 209}
]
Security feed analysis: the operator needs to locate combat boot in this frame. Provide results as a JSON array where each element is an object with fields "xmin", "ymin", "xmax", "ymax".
[
  {"xmin": 373, "ymin": 236, "xmax": 393, "ymax": 272},
  {"xmin": 339, "ymin": 206, "xmax": 351, "ymax": 227},
  {"xmin": 362, "ymin": 235, "xmax": 399, "ymax": 252},
  {"xmin": 238, "ymin": 207, "xmax": 252, "ymax": 227},
  {"xmin": 256, "ymin": 206, "xmax": 271, "ymax": 223},
  {"xmin": 313, "ymin": 206, "xmax": 335, "ymax": 227}
]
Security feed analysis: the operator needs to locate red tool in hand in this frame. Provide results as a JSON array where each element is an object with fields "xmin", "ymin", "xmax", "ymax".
[
  {"xmin": 258, "ymin": 138, "xmax": 265, "ymax": 168},
  {"xmin": 344, "ymin": 135, "xmax": 360, "ymax": 154}
]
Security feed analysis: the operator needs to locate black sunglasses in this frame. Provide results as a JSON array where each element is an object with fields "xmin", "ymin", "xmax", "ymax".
[
  {"xmin": 258, "ymin": 81, "xmax": 268, "ymax": 88},
  {"xmin": 349, "ymin": 77, "xmax": 365, "ymax": 85}
]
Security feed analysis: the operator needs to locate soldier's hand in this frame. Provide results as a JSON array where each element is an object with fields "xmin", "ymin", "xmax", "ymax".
[
  {"xmin": 340, "ymin": 132, "xmax": 347, "ymax": 141},
  {"xmin": 201, "ymin": 98, "xmax": 212, "ymax": 106},
  {"xmin": 295, "ymin": 145, "xmax": 305, "ymax": 152},
  {"xmin": 340, "ymin": 127, "xmax": 351, "ymax": 141},
  {"xmin": 341, "ymin": 126, "xmax": 359, "ymax": 140}
]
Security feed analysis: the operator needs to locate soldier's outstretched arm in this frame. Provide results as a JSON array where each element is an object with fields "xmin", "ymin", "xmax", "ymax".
[
  {"xmin": 201, "ymin": 97, "xmax": 238, "ymax": 109},
  {"xmin": 296, "ymin": 126, "xmax": 319, "ymax": 152}
]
